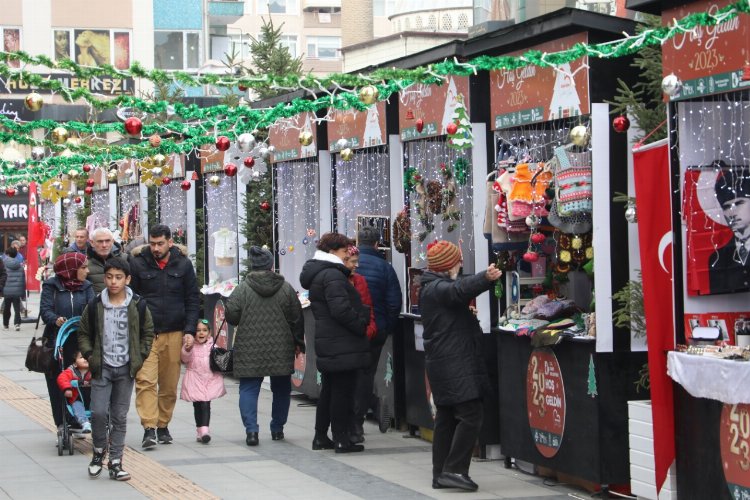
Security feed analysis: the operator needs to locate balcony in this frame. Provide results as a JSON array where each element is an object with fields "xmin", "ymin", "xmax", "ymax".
[
  {"xmin": 303, "ymin": 10, "xmax": 341, "ymax": 28},
  {"xmin": 302, "ymin": 0, "xmax": 341, "ymax": 11},
  {"xmin": 208, "ymin": 1, "xmax": 245, "ymax": 25}
]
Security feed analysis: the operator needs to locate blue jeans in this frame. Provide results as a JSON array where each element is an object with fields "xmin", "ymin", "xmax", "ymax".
[
  {"xmin": 91, "ymin": 364, "xmax": 134, "ymax": 461},
  {"xmin": 70, "ymin": 400, "xmax": 89, "ymax": 426},
  {"xmin": 239, "ymin": 376, "xmax": 291, "ymax": 433}
]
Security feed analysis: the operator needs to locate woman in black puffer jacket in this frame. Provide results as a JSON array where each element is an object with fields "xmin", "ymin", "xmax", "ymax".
[
  {"xmin": 2, "ymin": 246, "xmax": 26, "ymax": 330},
  {"xmin": 299, "ymin": 232, "xmax": 370, "ymax": 453}
]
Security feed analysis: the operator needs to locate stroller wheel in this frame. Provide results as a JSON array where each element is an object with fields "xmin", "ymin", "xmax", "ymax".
[
  {"xmin": 67, "ymin": 433, "xmax": 74, "ymax": 455},
  {"xmin": 57, "ymin": 433, "xmax": 64, "ymax": 456}
]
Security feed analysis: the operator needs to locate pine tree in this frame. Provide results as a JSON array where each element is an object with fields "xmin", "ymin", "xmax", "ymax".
[
  {"xmin": 447, "ymin": 94, "xmax": 473, "ymax": 150},
  {"xmin": 240, "ymin": 164, "xmax": 273, "ymax": 276},
  {"xmin": 587, "ymin": 354, "xmax": 598, "ymax": 398},
  {"xmin": 247, "ymin": 17, "xmax": 304, "ymax": 100}
]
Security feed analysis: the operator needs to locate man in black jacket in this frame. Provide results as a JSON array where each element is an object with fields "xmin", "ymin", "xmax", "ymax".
[
  {"xmin": 420, "ymin": 240, "xmax": 501, "ymax": 492},
  {"xmin": 129, "ymin": 224, "xmax": 200, "ymax": 448}
]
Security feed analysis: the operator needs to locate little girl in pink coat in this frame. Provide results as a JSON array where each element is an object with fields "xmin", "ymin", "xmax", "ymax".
[{"xmin": 180, "ymin": 319, "xmax": 227, "ymax": 443}]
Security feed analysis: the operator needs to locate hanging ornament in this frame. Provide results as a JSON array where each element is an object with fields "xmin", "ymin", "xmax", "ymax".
[
  {"xmin": 82, "ymin": 164, "xmax": 93, "ymax": 173},
  {"xmin": 288, "ymin": 245, "xmax": 295, "ymax": 252},
  {"xmin": 570, "ymin": 125, "xmax": 589, "ymax": 147},
  {"xmin": 661, "ymin": 74, "xmax": 682, "ymax": 97},
  {"xmin": 161, "ymin": 176, "xmax": 171, "ymax": 185},
  {"xmin": 84, "ymin": 186, "xmax": 93, "ymax": 195},
  {"xmin": 612, "ymin": 115, "xmax": 630, "ymax": 133},
  {"xmin": 144, "ymin": 178, "xmax": 155, "ymax": 188},
  {"xmin": 259, "ymin": 147, "xmax": 270, "ymax": 161},
  {"xmin": 335, "ymin": 138, "xmax": 349, "ymax": 151},
  {"xmin": 238, "ymin": 84, "xmax": 248, "ymax": 91},
  {"xmin": 446, "ymin": 122, "xmax": 458, "ymax": 135},
  {"xmin": 525, "ymin": 214, "xmax": 540, "ymax": 228},
  {"xmin": 124, "ymin": 116, "xmax": 143, "ymax": 136},
  {"xmin": 31, "ymin": 146, "xmax": 46, "ymax": 161},
  {"xmin": 107, "ymin": 169, "xmax": 117, "ymax": 182},
  {"xmin": 571, "ymin": 235, "xmax": 583, "ymax": 250},
  {"xmin": 267, "ymin": 145, "xmax": 276, "ymax": 154},
  {"xmin": 20, "ymin": 185, "xmax": 28, "ymax": 193},
  {"xmin": 523, "ymin": 251, "xmax": 539, "ymax": 263},
  {"xmin": 279, "ymin": 247, "xmax": 286, "ymax": 256},
  {"xmin": 5, "ymin": 187, "xmax": 16, "ymax": 197},
  {"xmin": 340, "ymin": 148, "xmax": 354, "ymax": 161},
  {"xmin": 208, "ymin": 175, "xmax": 221, "ymax": 187},
  {"xmin": 68, "ymin": 169, "xmax": 79, "ymax": 179},
  {"xmin": 302, "ymin": 237, "xmax": 309, "ymax": 245},
  {"xmin": 124, "ymin": 168, "xmax": 133, "ymax": 177},
  {"xmin": 74, "ymin": 196, "xmax": 82, "ymax": 204},
  {"xmin": 215, "ymin": 136, "xmax": 231, "ymax": 152},
  {"xmin": 149, "ymin": 134, "xmax": 162, "ymax": 148},
  {"xmin": 243, "ymin": 156, "xmax": 255, "ymax": 168},
  {"xmin": 625, "ymin": 200, "xmax": 638, "ymax": 223},
  {"xmin": 358, "ymin": 85, "xmax": 379, "ymax": 105},
  {"xmin": 299, "ymin": 130, "xmax": 314, "ymax": 146},
  {"xmin": 14, "ymin": 159, "xmax": 26, "ymax": 170},
  {"xmin": 224, "ymin": 163, "xmax": 238, "ymax": 177},
  {"xmin": 260, "ymin": 200, "xmax": 271, "ymax": 211},
  {"xmin": 151, "ymin": 167, "xmax": 163, "ymax": 177},
  {"xmin": 24, "ymin": 92, "xmax": 44, "ymax": 112},
  {"xmin": 180, "ymin": 180, "xmax": 192, "ymax": 191},
  {"xmin": 62, "ymin": 197, "xmax": 70, "ymax": 207},
  {"xmin": 152, "ymin": 154, "xmax": 167, "ymax": 167},
  {"xmin": 416, "ymin": 119, "xmax": 424, "ymax": 133},
  {"xmin": 530, "ymin": 232, "xmax": 546, "ymax": 244},
  {"xmin": 51, "ymin": 127, "xmax": 69, "ymax": 144},
  {"xmin": 237, "ymin": 133, "xmax": 256, "ymax": 152}
]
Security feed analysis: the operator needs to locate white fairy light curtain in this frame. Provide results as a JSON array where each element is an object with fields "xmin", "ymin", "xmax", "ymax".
[
  {"xmin": 91, "ymin": 190, "xmax": 110, "ymax": 228},
  {"xmin": 159, "ymin": 181, "xmax": 188, "ymax": 246},
  {"xmin": 205, "ymin": 173, "xmax": 239, "ymax": 283},
  {"xmin": 118, "ymin": 185, "xmax": 140, "ymax": 243},
  {"xmin": 276, "ymin": 159, "xmax": 319, "ymax": 292},
  {"xmin": 334, "ymin": 147, "xmax": 390, "ymax": 239}
]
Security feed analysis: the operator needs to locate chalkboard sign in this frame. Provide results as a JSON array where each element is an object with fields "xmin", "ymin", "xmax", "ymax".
[{"xmin": 356, "ymin": 215, "xmax": 390, "ymax": 250}]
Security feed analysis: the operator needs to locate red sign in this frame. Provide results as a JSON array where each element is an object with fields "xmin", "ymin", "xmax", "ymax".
[
  {"xmin": 720, "ymin": 403, "xmax": 750, "ymax": 497},
  {"xmin": 490, "ymin": 33, "xmax": 590, "ymax": 130},
  {"xmin": 212, "ymin": 299, "xmax": 229, "ymax": 350},
  {"xmin": 526, "ymin": 348, "xmax": 565, "ymax": 458},
  {"xmin": 662, "ymin": 0, "xmax": 750, "ymax": 99},
  {"xmin": 328, "ymin": 101, "xmax": 386, "ymax": 151},
  {"xmin": 292, "ymin": 352, "xmax": 306, "ymax": 388},
  {"xmin": 398, "ymin": 76, "xmax": 470, "ymax": 141},
  {"xmin": 25, "ymin": 182, "xmax": 42, "ymax": 292},
  {"xmin": 268, "ymin": 112, "xmax": 318, "ymax": 163}
]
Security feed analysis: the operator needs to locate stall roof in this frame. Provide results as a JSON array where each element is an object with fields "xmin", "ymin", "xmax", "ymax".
[{"xmin": 625, "ymin": 0, "xmax": 662, "ymax": 14}]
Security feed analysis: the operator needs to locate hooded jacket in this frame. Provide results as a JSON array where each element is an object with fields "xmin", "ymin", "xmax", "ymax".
[
  {"xmin": 56, "ymin": 364, "xmax": 92, "ymax": 404},
  {"xmin": 1, "ymin": 255, "xmax": 26, "ymax": 298},
  {"xmin": 299, "ymin": 254, "xmax": 370, "ymax": 373},
  {"xmin": 40, "ymin": 276, "xmax": 95, "ymax": 350},
  {"xmin": 86, "ymin": 242, "xmax": 128, "ymax": 294},
  {"xmin": 419, "ymin": 270, "xmax": 493, "ymax": 406},
  {"xmin": 128, "ymin": 244, "xmax": 200, "ymax": 334},
  {"xmin": 226, "ymin": 270, "xmax": 304, "ymax": 378},
  {"xmin": 357, "ymin": 246, "xmax": 402, "ymax": 339}
]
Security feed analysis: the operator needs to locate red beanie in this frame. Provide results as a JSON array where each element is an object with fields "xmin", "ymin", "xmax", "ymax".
[{"xmin": 426, "ymin": 240, "xmax": 461, "ymax": 272}]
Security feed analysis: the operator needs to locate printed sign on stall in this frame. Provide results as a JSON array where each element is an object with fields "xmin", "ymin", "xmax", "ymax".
[
  {"xmin": 490, "ymin": 33, "xmax": 590, "ymax": 129},
  {"xmin": 662, "ymin": 0, "xmax": 750, "ymax": 100},
  {"xmin": 398, "ymin": 76, "xmax": 470, "ymax": 141},
  {"xmin": 526, "ymin": 348, "xmax": 566, "ymax": 458},
  {"xmin": 328, "ymin": 102, "xmax": 386, "ymax": 151},
  {"xmin": 268, "ymin": 112, "xmax": 317, "ymax": 163},
  {"xmin": 720, "ymin": 403, "xmax": 750, "ymax": 498}
]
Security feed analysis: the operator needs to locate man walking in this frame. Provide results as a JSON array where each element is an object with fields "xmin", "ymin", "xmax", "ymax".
[
  {"xmin": 87, "ymin": 228, "xmax": 128, "ymax": 293},
  {"xmin": 129, "ymin": 224, "xmax": 200, "ymax": 448},
  {"xmin": 352, "ymin": 226, "xmax": 402, "ymax": 440},
  {"xmin": 67, "ymin": 228, "xmax": 90, "ymax": 254}
]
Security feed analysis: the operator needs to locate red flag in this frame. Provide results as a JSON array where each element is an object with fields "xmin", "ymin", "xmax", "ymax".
[
  {"xmin": 25, "ymin": 182, "xmax": 43, "ymax": 292},
  {"xmin": 633, "ymin": 140, "xmax": 675, "ymax": 493}
]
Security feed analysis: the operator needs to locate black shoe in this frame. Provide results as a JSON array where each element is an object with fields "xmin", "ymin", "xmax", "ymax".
[
  {"xmin": 312, "ymin": 435, "xmax": 335, "ymax": 450},
  {"xmin": 432, "ymin": 478, "xmax": 446, "ymax": 489},
  {"xmin": 271, "ymin": 431, "xmax": 284, "ymax": 441},
  {"xmin": 246, "ymin": 432, "xmax": 259, "ymax": 446},
  {"xmin": 334, "ymin": 442, "xmax": 364, "ymax": 454},
  {"xmin": 142, "ymin": 428, "xmax": 157, "ymax": 449},
  {"xmin": 108, "ymin": 460, "xmax": 131, "ymax": 481},
  {"xmin": 350, "ymin": 432, "xmax": 365, "ymax": 444},
  {"xmin": 156, "ymin": 427, "xmax": 173, "ymax": 444},
  {"xmin": 88, "ymin": 450, "xmax": 105, "ymax": 477},
  {"xmin": 437, "ymin": 472, "xmax": 478, "ymax": 492}
]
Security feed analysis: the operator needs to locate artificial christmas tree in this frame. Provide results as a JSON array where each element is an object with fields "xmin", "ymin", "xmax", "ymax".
[{"xmin": 447, "ymin": 94, "xmax": 473, "ymax": 150}]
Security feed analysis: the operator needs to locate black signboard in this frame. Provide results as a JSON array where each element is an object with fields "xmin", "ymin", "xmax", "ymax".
[{"xmin": 0, "ymin": 193, "xmax": 29, "ymax": 223}]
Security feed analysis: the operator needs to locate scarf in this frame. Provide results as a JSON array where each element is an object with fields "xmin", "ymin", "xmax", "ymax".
[{"xmin": 54, "ymin": 252, "xmax": 87, "ymax": 291}]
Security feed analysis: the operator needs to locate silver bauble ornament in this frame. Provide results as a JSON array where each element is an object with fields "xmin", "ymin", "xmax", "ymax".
[
  {"xmin": 21, "ymin": 185, "xmax": 28, "ymax": 193},
  {"xmin": 144, "ymin": 178, "xmax": 155, "ymax": 187},
  {"xmin": 335, "ymin": 138, "xmax": 349, "ymax": 151},
  {"xmin": 661, "ymin": 74, "xmax": 682, "ymax": 97},
  {"xmin": 525, "ymin": 214, "xmax": 540, "ymax": 228},
  {"xmin": 625, "ymin": 202, "xmax": 638, "ymax": 223},
  {"xmin": 14, "ymin": 159, "xmax": 26, "ymax": 170},
  {"xmin": 259, "ymin": 147, "xmax": 270, "ymax": 161},
  {"xmin": 267, "ymin": 145, "xmax": 275, "ymax": 153},
  {"xmin": 31, "ymin": 146, "xmax": 45, "ymax": 161},
  {"xmin": 124, "ymin": 168, "xmax": 133, "ymax": 177},
  {"xmin": 237, "ymin": 133, "xmax": 256, "ymax": 153},
  {"xmin": 208, "ymin": 175, "xmax": 221, "ymax": 187},
  {"xmin": 152, "ymin": 167, "xmax": 163, "ymax": 176},
  {"xmin": 570, "ymin": 125, "xmax": 589, "ymax": 147},
  {"xmin": 340, "ymin": 148, "xmax": 354, "ymax": 161},
  {"xmin": 62, "ymin": 198, "xmax": 71, "ymax": 207}
]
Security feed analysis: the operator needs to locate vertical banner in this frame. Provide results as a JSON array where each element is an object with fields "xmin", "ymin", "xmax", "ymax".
[
  {"xmin": 26, "ymin": 182, "xmax": 43, "ymax": 292},
  {"xmin": 633, "ymin": 140, "xmax": 675, "ymax": 494}
]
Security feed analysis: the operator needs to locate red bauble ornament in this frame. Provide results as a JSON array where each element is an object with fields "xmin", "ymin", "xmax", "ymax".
[
  {"xmin": 161, "ymin": 177, "xmax": 171, "ymax": 185},
  {"xmin": 82, "ymin": 164, "xmax": 93, "ymax": 173},
  {"xmin": 238, "ymin": 84, "xmax": 248, "ymax": 91},
  {"xmin": 118, "ymin": 219, "xmax": 125, "ymax": 227},
  {"xmin": 742, "ymin": 62, "xmax": 750, "ymax": 82},
  {"xmin": 612, "ymin": 115, "xmax": 630, "ymax": 133},
  {"xmin": 74, "ymin": 196, "xmax": 82, "ymax": 204},
  {"xmin": 180, "ymin": 180, "xmax": 192, "ymax": 191},
  {"xmin": 85, "ymin": 178, "xmax": 95, "ymax": 187},
  {"xmin": 244, "ymin": 156, "xmax": 255, "ymax": 168},
  {"xmin": 530, "ymin": 233, "xmax": 546, "ymax": 244},
  {"xmin": 523, "ymin": 251, "xmax": 539, "ymax": 263},
  {"xmin": 260, "ymin": 200, "xmax": 271, "ymax": 211},
  {"xmin": 84, "ymin": 186, "xmax": 93, "ymax": 195},
  {"xmin": 224, "ymin": 163, "xmax": 238, "ymax": 177},
  {"xmin": 446, "ymin": 122, "xmax": 458, "ymax": 135},
  {"xmin": 5, "ymin": 188, "xmax": 16, "ymax": 197},
  {"xmin": 124, "ymin": 116, "xmax": 143, "ymax": 136},
  {"xmin": 416, "ymin": 119, "xmax": 424, "ymax": 133},
  {"xmin": 215, "ymin": 136, "xmax": 231, "ymax": 151}
]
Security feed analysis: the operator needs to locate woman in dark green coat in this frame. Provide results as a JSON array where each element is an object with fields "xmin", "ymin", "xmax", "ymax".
[{"xmin": 226, "ymin": 246, "xmax": 304, "ymax": 446}]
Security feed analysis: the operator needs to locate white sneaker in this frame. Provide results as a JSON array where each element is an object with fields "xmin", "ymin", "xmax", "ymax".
[
  {"xmin": 2, "ymin": 325, "xmax": 7, "ymax": 331},
  {"xmin": 82, "ymin": 422, "xmax": 92, "ymax": 433},
  {"xmin": 14, "ymin": 325, "xmax": 20, "ymax": 331}
]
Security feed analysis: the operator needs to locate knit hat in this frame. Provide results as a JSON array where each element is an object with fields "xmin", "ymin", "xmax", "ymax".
[
  {"xmin": 249, "ymin": 246, "xmax": 273, "ymax": 270},
  {"xmin": 426, "ymin": 240, "xmax": 461, "ymax": 272},
  {"xmin": 715, "ymin": 167, "xmax": 750, "ymax": 207}
]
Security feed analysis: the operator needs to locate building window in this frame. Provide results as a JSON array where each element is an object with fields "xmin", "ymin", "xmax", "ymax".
[
  {"xmin": 404, "ymin": 17, "xmax": 411, "ymax": 30},
  {"xmin": 279, "ymin": 35, "xmax": 298, "ymax": 58},
  {"xmin": 416, "ymin": 16, "xmax": 423, "ymax": 30},
  {"xmin": 441, "ymin": 14, "xmax": 452, "ymax": 31},
  {"xmin": 457, "ymin": 13, "xmax": 470, "ymax": 30},
  {"xmin": 306, "ymin": 36, "xmax": 339, "ymax": 59},
  {"xmin": 154, "ymin": 31, "xmax": 201, "ymax": 70},
  {"xmin": 397, "ymin": 20, "xmax": 401, "ymax": 32},
  {"xmin": 427, "ymin": 15, "xmax": 437, "ymax": 31},
  {"xmin": 258, "ymin": 0, "xmax": 298, "ymax": 15},
  {"xmin": 2, "ymin": 28, "xmax": 21, "ymax": 68},
  {"xmin": 52, "ymin": 29, "xmax": 131, "ymax": 69}
]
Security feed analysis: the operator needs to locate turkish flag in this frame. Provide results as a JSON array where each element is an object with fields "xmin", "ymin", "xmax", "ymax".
[
  {"xmin": 25, "ymin": 182, "xmax": 44, "ymax": 292},
  {"xmin": 633, "ymin": 140, "xmax": 675, "ymax": 494}
]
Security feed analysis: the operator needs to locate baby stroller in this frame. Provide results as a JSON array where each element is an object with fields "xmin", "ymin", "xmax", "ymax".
[{"xmin": 54, "ymin": 317, "xmax": 87, "ymax": 456}]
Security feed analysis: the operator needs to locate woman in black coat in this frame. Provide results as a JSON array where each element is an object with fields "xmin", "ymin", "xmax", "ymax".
[
  {"xmin": 299, "ymin": 232, "xmax": 370, "ymax": 453},
  {"xmin": 2, "ymin": 246, "xmax": 26, "ymax": 330},
  {"xmin": 40, "ymin": 252, "xmax": 94, "ymax": 429}
]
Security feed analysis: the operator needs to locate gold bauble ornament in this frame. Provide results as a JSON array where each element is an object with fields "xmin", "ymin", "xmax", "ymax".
[
  {"xmin": 51, "ymin": 127, "xmax": 69, "ymax": 144},
  {"xmin": 68, "ymin": 169, "xmax": 79, "ymax": 179},
  {"xmin": 149, "ymin": 134, "xmax": 162, "ymax": 148},
  {"xmin": 208, "ymin": 175, "xmax": 221, "ymax": 187},
  {"xmin": 152, "ymin": 154, "xmax": 167, "ymax": 167},
  {"xmin": 144, "ymin": 178, "xmax": 155, "ymax": 187},
  {"xmin": 340, "ymin": 148, "xmax": 354, "ymax": 161},
  {"xmin": 569, "ymin": 125, "xmax": 589, "ymax": 147},
  {"xmin": 571, "ymin": 235, "xmax": 583, "ymax": 250},
  {"xmin": 359, "ymin": 85, "xmax": 379, "ymax": 105},
  {"xmin": 107, "ymin": 170, "xmax": 118, "ymax": 182},
  {"xmin": 299, "ymin": 130, "xmax": 314, "ymax": 146},
  {"xmin": 559, "ymin": 250, "xmax": 572, "ymax": 263},
  {"xmin": 24, "ymin": 92, "xmax": 44, "ymax": 112}
]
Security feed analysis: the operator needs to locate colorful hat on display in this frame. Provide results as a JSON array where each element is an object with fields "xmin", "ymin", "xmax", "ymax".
[{"xmin": 426, "ymin": 239, "xmax": 461, "ymax": 272}]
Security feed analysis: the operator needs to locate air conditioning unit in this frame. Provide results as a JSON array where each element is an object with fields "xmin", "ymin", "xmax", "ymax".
[{"xmin": 318, "ymin": 11, "xmax": 331, "ymax": 23}]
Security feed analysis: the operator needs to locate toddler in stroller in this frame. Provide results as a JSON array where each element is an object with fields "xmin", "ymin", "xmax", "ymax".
[
  {"xmin": 57, "ymin": 351, "xmax": 92, "ymax": 433},
  {"xmin": 53, "ymin": 317, "xmax": 87, "ymax": 455}
]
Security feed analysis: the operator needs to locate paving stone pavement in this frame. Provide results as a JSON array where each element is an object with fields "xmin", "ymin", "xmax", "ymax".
[{"xmin": 0, "ymin": 293, "xmax": 592, "ymax": 499}]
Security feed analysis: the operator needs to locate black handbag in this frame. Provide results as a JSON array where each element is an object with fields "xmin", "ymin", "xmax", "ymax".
[
  {"xmin": 25, "ymin": 336, "xmax": 54, "ymax": 374},
  {"xmin": 209, "ymin": 319, "xmax": 233, "ymax": 374}
]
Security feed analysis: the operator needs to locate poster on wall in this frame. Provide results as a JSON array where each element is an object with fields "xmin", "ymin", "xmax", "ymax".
[
  {"xmin": 683, "ymin": 311, "xmax": 750, "ymax": 345},
  {"xmin": 662, "ymin": 0, "xmax": 750, "ymax": 100},
  {"xmin": 526, "ymin": 349, "xmax": 566, "ymax": 458},
  {"xmin": 398, "ymin": 76, "xmax": 470, "ymax": 141},
  {"xmin": 490, "ymin": 33, "xmax": 590, "ymax": 129},
  {"xmin": 268, "ymin": 112, "xmax": 317, "ymax": 162},
  {"xmin": 328, "ymin": 102, "xmax": 386, "ymax": 151},
  {"xmin": 719, "ymin": 403, "xmax": 750, "ymax": 498}
]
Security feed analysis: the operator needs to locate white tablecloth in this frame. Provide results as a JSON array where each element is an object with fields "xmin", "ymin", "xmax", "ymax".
[{"xmin": 667, "ymin": 351, "xmax": 750, "ymax": 404}]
